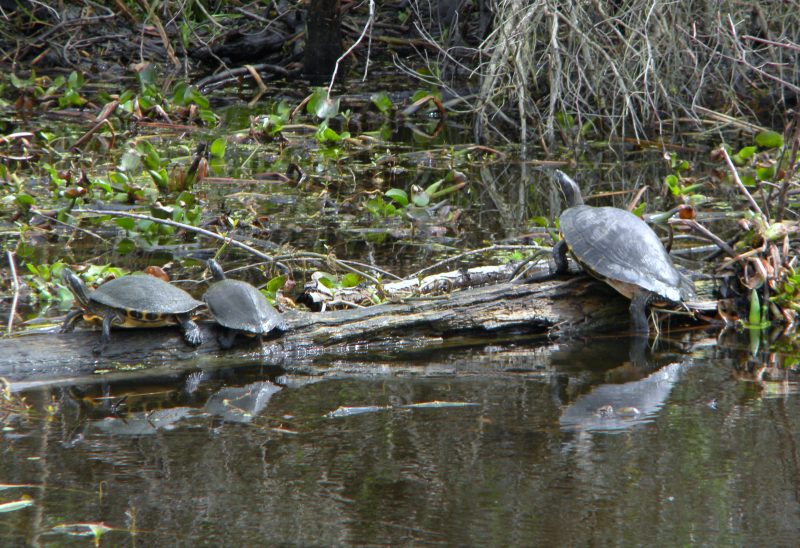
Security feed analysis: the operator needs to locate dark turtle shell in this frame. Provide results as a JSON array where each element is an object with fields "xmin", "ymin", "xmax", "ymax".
[
  {"xmin": 560, "ymin": 205, "xmax": 695, "ymax": 303},
  {"xmin": 203, "ymin": 279, "xmax": 285, "ymax": 334},
  {"xmin": 90, "ymin": 275, "xmax": 205, "ymax": 318}
]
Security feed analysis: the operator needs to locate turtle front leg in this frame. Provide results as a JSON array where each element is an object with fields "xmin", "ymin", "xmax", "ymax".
[
  {"xmin": 93, "ymin": 311, "xmax": 118, "ymax": 354},
  {"xmin": 61, "ymin": 308, "xmax": 84, "ymax": 333},
  {"xmin": 553, "ymin": 239, "xmax": 570, "ymax": 275},
  {"xmin": 629, "ymin": 292, "xmax": 652, "ymax": 334},
  {"xmin": 176, "ymin": 313, "xmax": 203, "ymax": 346}
]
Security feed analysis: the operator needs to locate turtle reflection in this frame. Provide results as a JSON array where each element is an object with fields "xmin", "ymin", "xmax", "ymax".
[{"xmin": 558, "ymin": 337, "xmax": 693, "ymax": 432}]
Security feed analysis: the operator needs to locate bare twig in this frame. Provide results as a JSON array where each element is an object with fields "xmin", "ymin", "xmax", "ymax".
[
  {"xmin": 776, "ymin": 111, "xmax": 800, "ymax": 222},
  {"xmin": 5, "ymin": 251, "xmax": 19, "ymax": 336},
  {"xmin": 670, "ymin": 219, "xmax": 737, "ymax": 258},
  {"xmin": 409, "ymin": 244, "xmax": 547, "ymax": 279},
  {"xmin": 720, "ymin": 147, "xmax": 766, "ymax": 220},
  {"xmin": 327, "ymin": 0, "xmax": 375, "ymax": 97},
  {"xmin": 73, "ymin": 209, "xmax": 277, "ymax": 262}
]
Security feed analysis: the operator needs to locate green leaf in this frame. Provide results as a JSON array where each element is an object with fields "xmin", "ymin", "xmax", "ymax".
[
  {"xmin": 15, "ymin": 193, "xmax": 35, "ymax": 207},
  {"xmin": 118, "ymin": 150, "xmax": 142, "ymax": 173},
  {"xmin": 317, "ymin": 274, "xmax": 336, "ymax": 289},
  {"xmin": 67, "ymin": 71, "xmax": 84, "ymax": 90},
  {"xmin": 370, "ymin": 92, "xmax": 393, "ymax": 114},
  {"xmin": 148, "ymin": 169, "xmax": 168, "ymax": 189},
  {"xmin": 116, "ymin": 239, "xmax": 135, "ymax": 255},
  {"xmin": 411, "ymin": 192, "xmax": 430, "ymax": 207},
  {"xmin": 209, "ymin": 138, "xmax": 226, "ymax": 159},
  {"xmin": 266, "ymin": 275, "xmax": 286, "ymax": 294},
  {"xmin": 740, "ymin": 174, "xmax": 757, "ymax": 187},
  {"xmin": 755, "ymin": 130, "xmax": 783, "ymax": 149},
  {"xmin": 175, "ymin": 191, "xmax": 195, "ymax": 207},
  {"xmin": 136, "ymin": 141, "xmax": 161, "ymax": 170},
  {"xmin": 385, "ymin": 188, "xmax": 409, "ymax": 206},
  {"xmin": 315, "ymin": 123, "xmax": 342, "ymax": 143},
  {"xmin": 664, "ymin": 174, "xmax": 682, "ymax": 196},
  {"xmin": 734, "ymin": 146, "xmax": 756, "ymax": 163},
  {"xmin": 308, "ymin": 88, "xmax": 339, "ymax": 120},
  {"xmin": 529, "ymin": 216, "xmax": 550, "ymax": 228},
  {"xmin": 756, "ymin": 165, "xmax": 775, "ymax": 181},
  {"xmin": 108, "ymin": 171, "xmax": 128, "ymax": 185},
  {"xmin": 424, "ymin": 180, "xmax": 444, "ymax": 196},
  {"xmin": 341, "ymin": 273, "xmax": 362, "ymax": 288},
  {"xmin": 137, "ymin": 64, "xmax": 156, "ymax": 88},
  {"xmin": 748, "ymin": 289, "xmax": 761, "ymax": 326},
  {"xmin": 113, "ymin": 217, "xmax": 135, "ymax": 231}
]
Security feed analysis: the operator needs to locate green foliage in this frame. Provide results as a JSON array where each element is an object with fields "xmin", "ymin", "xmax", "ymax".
[
  {"xmin": 58, "ymin": 71, "xmax": 86, "ymax": 108},
  {"xmin": 771, "ymin": 268, "xmax": 800, "ymax": 314},
  {"xmin": 741, "ymin": 288, "xmax": 771, "ymax": 329},
  {"xmin": 21, "ymin": 261, "xmax": 126, "ymax": 305},
  {"xmin": 365, "ymin": 195, "xmax": 399, "ymax": 218},
  {"xmin": 307, "ymin": 88, "xmax": 340, "ymax": 120},
  {"xmin": 314, "ymin": 120, "xmax": 349, "ymax": 143},
  {"xmin": 385, "ymin": 188, "xmax": 408, "ymax": 207},
  {"xmin": 370, "ymin": 92, "xmax": 394, "ymax": 114},
  {"xmin": 754, "ymin": 130, "xmax": 783, "ymax": 149},
  {"xmin": 663, "ymin": 153, "xmax": 703, "ymax": 199},
  {"xmin": 260, "ymin": 274, "xmax": 287, "ymax": 303},
  {"xmin": 314, "ymin": 271, "xmax": 363, "ymax": 290},
  {"xmin": 368, "ymin": 172, "xmax": 467, "ymax": 220},
  {"xmin": 209, "ymin": 137, "xmax": 226, "ymax": 159}
]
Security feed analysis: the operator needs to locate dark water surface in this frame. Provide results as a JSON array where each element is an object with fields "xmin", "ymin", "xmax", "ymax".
[{"xmin": 2, "ymin": 334, "xmax": 799, "ymax": 546}]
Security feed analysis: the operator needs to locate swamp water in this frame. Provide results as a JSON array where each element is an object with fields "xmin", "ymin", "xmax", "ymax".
[
  {"xmin": 2, "ymin": 334, "xmax": 799, "ymax": 546},
  {"xmin": 2, "ymin": 101, "xmax": 799, "ymax": 545}
]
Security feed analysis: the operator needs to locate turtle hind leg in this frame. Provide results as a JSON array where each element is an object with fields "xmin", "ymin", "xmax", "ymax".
[
  {"xmin": 629, "ymin": 292, "xmax": 652, "ymax": 334},
  {"xmin": 176, "ymin": 313, "xmax": 203, "ymax": 347},
  {"xmin": 61, "ymin": 308, "xmax": 84, "ymax": 333},
  {"xmin": 217, "ymin": 327, "xmax": 237, "ymax": 349},
  {"xmin": 553, "ymin": 240, "xmax": 570, "ymax": 275}
]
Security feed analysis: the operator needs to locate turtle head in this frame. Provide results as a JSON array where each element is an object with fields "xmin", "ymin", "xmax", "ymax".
[
  {"xmin": 554, "ymin": 170, "xmax": 584, "ymax": 207},
  {"xmin": 62, "ymin": 268, "xmax": 90, "ymax": 307},
  {"xmin": 207, "ymin": 259, "xmax": 226, "ymax": 282}
]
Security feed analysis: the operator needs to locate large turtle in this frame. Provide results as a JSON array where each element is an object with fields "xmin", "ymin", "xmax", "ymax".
[
  {"xmin": 553, "ymin": 170, "xmax": 695, "ymax": 333},
  {"xmin": 61, "ymin": 268, "xmax": 205, "ymax": 349},
  {"xmin": 203, "ymin": 260, "xmax": 286, "ymax": 349}
]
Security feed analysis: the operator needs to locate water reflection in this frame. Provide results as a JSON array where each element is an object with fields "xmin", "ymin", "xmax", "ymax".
[
  {"xmin": 2, "ymin": 336, "xmax": 799, "ymax": 546},
  {"xmin": 559, "ymin": 337, "xmax": 693, "ymax": 432}
]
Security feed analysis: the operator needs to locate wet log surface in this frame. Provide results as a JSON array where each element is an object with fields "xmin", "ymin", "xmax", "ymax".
[{"xmin": 1, "ymin": 277, "xmax": 647, "ymax": 390}]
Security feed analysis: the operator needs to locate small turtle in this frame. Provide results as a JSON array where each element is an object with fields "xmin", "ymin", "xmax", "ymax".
[
  {"xmin": 553, "ymin": 170, "xmax": 696, "ymax": 333},
  {"xmin": 61, "ymin": 268, "xmax": 205, "ymax": 349},
  {"xmin": 203, "ymin": 260, "xmax": 286, "ymax": 349}
]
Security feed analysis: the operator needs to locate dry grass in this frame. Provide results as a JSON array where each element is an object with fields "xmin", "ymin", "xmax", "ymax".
[{"xmin": 416, "ymin": 0, "xmax": 800, "ymax": 143}]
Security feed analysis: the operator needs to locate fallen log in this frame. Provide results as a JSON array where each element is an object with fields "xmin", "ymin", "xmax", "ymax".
[{"xmin": 2, "ymin": 276, "xmax": 640, "ymax": 389}]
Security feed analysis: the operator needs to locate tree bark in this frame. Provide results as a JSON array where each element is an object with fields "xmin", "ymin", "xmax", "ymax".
[{"xmin": 303, "ymin": 0, "xmax": 343, "ymax": 83}]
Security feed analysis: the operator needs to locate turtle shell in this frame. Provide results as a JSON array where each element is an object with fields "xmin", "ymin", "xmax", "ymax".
[
  {"xmin": 203, "ymin": 279, "xmax": 285, "ymax": 334},
  {"xmin": 560, "ymin": 205, "xmax": 695, "ymax": 303},
  {"xmin": 90, "ymin": 275, "xmax": 204, "ymax": 320}
]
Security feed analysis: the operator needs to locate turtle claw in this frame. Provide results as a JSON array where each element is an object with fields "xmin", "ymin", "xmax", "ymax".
[
  {"xmin": 183, "ymin": 323, "xmax": 204, "ymax": 346},
  {"xmin": 176, "ymin": 314, "xmax": 203, "ymax": 346}
]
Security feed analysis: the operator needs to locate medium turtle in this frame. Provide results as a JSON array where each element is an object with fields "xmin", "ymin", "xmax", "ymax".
[
  {"xmin": 61, "ymin": 268, "xmax": 205, "ymax": 349},
  {"xmin": 553, "ymin": 170, "xmax": 695, "ymax": 333},
  {"xmin": 203, "ymin": 260, "xmax": 286, "ymax": 349}
]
